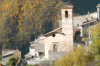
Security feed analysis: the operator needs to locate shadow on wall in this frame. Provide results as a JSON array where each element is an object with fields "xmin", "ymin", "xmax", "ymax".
[
  {"xmin": 20, "ymin": 34, "xmax": 35, "ymax": 59},
  {"xmin": 74, "ymin": 31, "xmax": 82, "ymax": 43}
]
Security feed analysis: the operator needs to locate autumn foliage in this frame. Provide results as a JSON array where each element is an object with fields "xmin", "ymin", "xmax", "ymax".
[
  {"xmin": 0, "ymin": 0, "xmax": 68, "ymax": 50},
  {"xmin": 55, "ymin": 45, "xmax": 95, "ymax": 66}
]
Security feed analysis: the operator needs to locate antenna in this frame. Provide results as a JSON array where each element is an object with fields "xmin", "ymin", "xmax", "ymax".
[
  {"xmin": 88, "ymin": 11, "xmax": 89, "ymax": 14},
  {"xmin": 35, "ymin": 39, "xmax": 37, "ymax": 43},
  {"xmin": 91, "ymin": 17, "xmax": 93, "ymax": 20},
  {"xmin": 86, "ymin": 18, "xmax": 89, "ymax": 21}
]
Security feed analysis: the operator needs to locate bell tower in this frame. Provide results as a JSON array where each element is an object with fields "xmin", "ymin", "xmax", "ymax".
[
  {"xmin": 61, "ymin": 5, "xmax": 74, "ymax": 51},
  {"xmin": 97, "ymin": 4, "xmax": 100, "ymax": 19}
]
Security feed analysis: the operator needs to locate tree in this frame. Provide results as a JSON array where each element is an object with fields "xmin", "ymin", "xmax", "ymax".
[
  {"xmin": 55, "ymin": 45, "xmax": 94, "ymax": 66},
  {"xmin": 87, "ymin": 24, "xmax": 100, "ymax": 55},
  {"xmin": 7, "ymin": 57, "xmax": 19, "ymax": 66},
  {"xmin": 84, "ymin": 24, "xmax": 100, "ymax": 65}
]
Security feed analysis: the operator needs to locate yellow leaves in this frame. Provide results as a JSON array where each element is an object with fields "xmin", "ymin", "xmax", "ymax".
[
  {"xmin": 81, "ymin": 37, "xmax": 86, "ymax": 41},
  {"xmin": 6, "ymin": 39, "xmax": 9, "ymax": 43},
  {"xmin": 55, "ymin": 45, "xmax": 94, "ymax": 66},
  {"xmin": 33, "ymin": 5, "xmax": 36, "ymax": 7},
  {"xmin": 5, "ymin": 4, "xmax": 10, "ymax": 9},
  {"xmin": 2, "ymin": 45, "xmax": 6, "ymax": 49},
  {"xmin": 2, "ymin": 3, "xmax": 10, "ymax": 10},
  {"xmin": 18, "ymin": 20, "xmax": 21, "ymax": 25},
  {"xmin": 87, "ymin": 24, "xmax": 100, "ymax": 56},
  {"xmin": 50, "ymin": 2, "xmax": 52, "ymax": 3},
  {"xmin": 30, "ymin": 6, "xmax": 34, "ymax": 10},
  {"xmin": 35, "ymin": 1, "xmax": 39, "ymax": 4},
  {"xmin": 21, "ymin": 3, "xmax": 28, "ymax": 11}
]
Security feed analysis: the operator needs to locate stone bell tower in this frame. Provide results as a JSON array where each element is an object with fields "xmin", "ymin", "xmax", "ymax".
[
  {"xmin": 97, "ymin": 4, "xmax": 100, "ymax": 19},
  {"xmin": 61, "ymin": 5, "xmax": 74, "ymax": 51}
]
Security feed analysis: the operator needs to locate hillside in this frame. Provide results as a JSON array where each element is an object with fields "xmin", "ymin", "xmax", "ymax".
[
  {"xmin": 64, "ymin": 0, "xmax": 100, "ymax": 15},
  {"xmin": 0, "ymin": 0, "xmax": 100, "ymax": 58}
]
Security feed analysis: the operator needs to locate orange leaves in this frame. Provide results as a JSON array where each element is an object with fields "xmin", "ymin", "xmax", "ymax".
[
  {"xmin": 18, "ymin": 20, "xmax": 21, "ymax": 25},
  {"xmin": 19, "ymin": 28, "xmax": 21, "ymax": 32},
  {"xmin": 68, "ymin": 1, "xmax": 70, "ymax": 2},
  {"xmin": 50, "ymin": 2, "xmax": 52, "ymax": 3},
  {"xmin": 1, "ymin": 3, "xmax": 10, "ymax": 10},
  {"xmin": 39, "ymin": 26, "xmax": 41, "ymax": 28}
]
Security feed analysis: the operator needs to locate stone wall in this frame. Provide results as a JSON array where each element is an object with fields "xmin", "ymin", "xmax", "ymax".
[
  {"xmin": 2, "ymin": 54, "xmax": 13, "ymax": 65},
  {"xmin": 48, "ymin": 51, "xmax": 67, "ymax": 60},
  {"xmin": 13, "ymin": 51, "xmax": 21, "ymax": 58},
  {"xmin": 45, "ymin": 33, "xmax": 71, "ymax": 59}
]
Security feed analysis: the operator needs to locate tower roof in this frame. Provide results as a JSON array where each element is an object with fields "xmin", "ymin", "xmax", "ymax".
[
  {"xmin": 61, "ymin": 5, "xmax": 73, "ymax": 9},
  {"xmin": 96, "ymin": 4, "xmax": 100, "ymax": 7}
]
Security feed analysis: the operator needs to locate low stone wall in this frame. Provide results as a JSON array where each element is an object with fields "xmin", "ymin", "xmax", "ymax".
[{"xmin": 48, "ymin": 51, "xmax": 68, "ymax": 60}]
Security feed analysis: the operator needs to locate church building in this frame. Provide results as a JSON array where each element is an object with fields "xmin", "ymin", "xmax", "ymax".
[{"xmin": 24, "ymin": 4, "xmax": 100, "ymax": 65}]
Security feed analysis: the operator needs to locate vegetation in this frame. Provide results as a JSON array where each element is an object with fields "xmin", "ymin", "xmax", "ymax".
[
  {"xmin": 87, "ymin": 24, "xmax": 100, "ymax": 55},
  {"xmin": 81, "ymin": 23, "xmax": 100, "ymax": 66},
  {"xmin": 0, "ymin": 0, "xmax": 69, "ymax": 53},
  {"xmin": 86, "ymin": 24, "xmax": 100, "ymax": 66},
  {"xmin": 6, "ymin": 57, "xmax": 19, "ymax": 66},
  {"xmin": 55, "ymin": 45, "xmax": 95, "ymax": 66},
  {"xmin": 0, "ymin": 0, "xmax": 98, "ymax": 57},
  {"xmin": 26, "ymin": 64, "xmax": 39, "ymax": 66},
  {"xmin": 0, "ymin": 60, "xmax": 1, "ymax": 65}
]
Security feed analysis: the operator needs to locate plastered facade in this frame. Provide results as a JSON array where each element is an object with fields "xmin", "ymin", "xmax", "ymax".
[{"xmin": 45, "ymin": 6, "xmax": 74, "ymax": 59}]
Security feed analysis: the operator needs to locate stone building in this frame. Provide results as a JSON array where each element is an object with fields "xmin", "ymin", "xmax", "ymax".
[
  {"xmin": 1, "ymin": 49, "xmax": 21, "ymax": 65},
  {"xmin": 25, "ymin": 4, "xmax": 100, "ymax": 65}
]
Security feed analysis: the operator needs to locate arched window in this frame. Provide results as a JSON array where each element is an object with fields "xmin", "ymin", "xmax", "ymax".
[
  {"xmin": 65, "ymin": 11, "xmax": 68, "ymax": 18},
  {"xmin": 53, "ymin": 44, "xmax": 57, "ymax": 51}
]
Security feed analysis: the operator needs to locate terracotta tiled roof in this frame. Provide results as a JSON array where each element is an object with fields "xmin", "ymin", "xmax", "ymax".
[
  {"xmin": 1, "ymin": 50, "xmax": 20, "ymax": 58},
  {"xmin": 43, "ymin": 27, "xmax": 62, "ymax": 36},
  {"xmin": 61, "ymin": 5, "xmax": 73, "ymax": 9},
  {"xmin": 81, "ymin": 19, "xmax": 97, "ymax": 25},
  {"xmin": 44, "ymin": 26, "xmax": 79, "ymax": 36},
  {"xmin": 97, "ymin": 4, "xmax": 100, "ymax": 7},
  {"xmin": 24, "ymin": 52, "xmax": 31, "ymax": 57},
  {"xmin": 30, "ymin": 44, "xmax": 45, "ymax": 52},
  {"xmin": 73, "ymin": 14, "xmax": 97, "ymax": 22},
  {"xmin": 30, "ymin": 46, "xmax": 34, "ymax": 48}
]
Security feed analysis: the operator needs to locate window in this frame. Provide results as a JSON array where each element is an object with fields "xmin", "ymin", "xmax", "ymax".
[
  {"xmin": 86, "ymin": 18, "xmax": 89, "ymax": 21},
  {"xmin": 53, "ymin": 44, "xmax": 57, "ymax": 51},
  {"xmin": 82, "ymin": 25, "xmax": 84, "ymax": 27},
  {"xmin": 77, "ymin": 24, "xmax": 79, "ymax": 27},
  {"xmin": 90, "ymin": 22, "xmax": 94, "ymax": 26},
  {"xmin": 65, "ymin": 11, "xmax": 68, "ymax": 18},
  {"xmin": 31, "ymin": 56, "xmax": 34, "ymax": 58},
  {"xmin": 52, "ymin": 34, "xmax": 55, "ymax": 37}
]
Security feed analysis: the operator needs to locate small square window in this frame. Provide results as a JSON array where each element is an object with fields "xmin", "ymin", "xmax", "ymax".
[
  {"xmin": 90, "ymin": 22, "xmax": 94, "ymax": 26},
  {"xmin": 52, "ymin": 34, "xmax": 55, "ymax": 37},
  {"xmin": 77, "ymin": 24, "xmax": 79, "ymax": 27}
]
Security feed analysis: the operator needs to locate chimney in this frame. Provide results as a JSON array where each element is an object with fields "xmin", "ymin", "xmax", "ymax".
[
  {"xmin": 41, "ymin": 34, "xmax": 42, "ymax": 36},
  {"xmin": 35, "ymin": 38, "xmax": 37, "ymax": 43},
  {"xmin": 86, "ymin": 18, "xmax": 89, "ymax": 21},
  {"xmin": 88, "ymin": 11, "xmax": 89, "ymax": 14},
  {"xmin": 91, "ymin": 17, "xmax": 93, "ymax": 20},
  {"xmin": 96, "ymin": 4, "xmax": 100, "ymax": 19}
]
